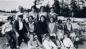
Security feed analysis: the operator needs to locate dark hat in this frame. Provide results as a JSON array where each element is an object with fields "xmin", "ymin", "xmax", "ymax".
[
  {"xmin": 7, "ymin": 16, "xmax": 12, "ymax": 20},
  {"xmin": 67, "ymin": 18, "xmax": 71, "ymax": 21},
  {"xmin": 49, "ymin": 36, "xmax": 55, "ymax": 39},
  {"xmin": 18, "ymin": 14, "xmax": 23, "ymax": 18}
]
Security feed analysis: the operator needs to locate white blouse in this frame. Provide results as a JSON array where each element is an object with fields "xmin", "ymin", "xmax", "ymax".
[
  {"xmin": 48, "ymin": 23, "xmax": 55, "ymax": 33},
  {"xmin": 19, "ymin": 21, "xmax": 23, "ymax": 30},
  {"xmin": 2, "ymin": 22, "xmax": 12, "ymax": 34},
  {"xmin": 28, "ymin": 22, "xmax": 35, "ymax": 32}
]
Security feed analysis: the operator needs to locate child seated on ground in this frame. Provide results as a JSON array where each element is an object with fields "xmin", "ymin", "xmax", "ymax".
[
  {"xmin": 63, "ymin": 33, "xmax": 76, "ymax": 49},
  {"xmin": 43, "ymin": 36, "xmax": 57, "ymax": 49}
]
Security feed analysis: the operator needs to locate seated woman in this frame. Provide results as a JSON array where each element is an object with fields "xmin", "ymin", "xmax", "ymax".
[
  {"xmin": 48, "ymin": 17, "xmax": 57, "ymax": 37},
  {"xmin": 27, "ymin": 16, "xmax": 36, "ymax": 35}
]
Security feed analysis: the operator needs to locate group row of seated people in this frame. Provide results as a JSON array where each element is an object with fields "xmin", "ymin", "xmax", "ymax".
[{"xmin": 1, "ymin": 6, "xmax": 78, "ymax": 49}]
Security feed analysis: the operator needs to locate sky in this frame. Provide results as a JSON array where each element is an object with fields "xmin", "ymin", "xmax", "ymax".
[
  {"xmin": 0, "ymin": 0, "xmax": 75, "ymax": 11},
  {"xmin": 0, "ymin": 0, "xmax": 56, "ymax": 11},
  {"xmin": 0, "ymin": 0, "xmax": 35, "ymax": 11}
]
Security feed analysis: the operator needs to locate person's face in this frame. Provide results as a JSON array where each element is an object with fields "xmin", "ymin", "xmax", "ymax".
[
  {"xmin": 79, "ymin": 4, "xmax": 83, "ymax": 9},
  {"xmin": 64, "ymin": 34, "xmax": 68, "ymax": 38},
  {"xmin": 18, "ymin": 17, "xmax": 22, "ymax": 21},
  {"xmin": 50, "ymin": 18, "xmax": 54, "ymax": 22},
  {"xmin": 29, "ymin": 17, "xmax": 33, "ymax": 21},
  {"xmin": 19, "ymin": 7, "xmax": 23, "ymax": 12},
  {"xmin": 32, "ymin": 8, "xmax": 35, "ymax": 12},
  {"xmin": 58, "ymin": 30, "xmax": 62, "ymax": 33},
  {"xmin": 67, "ymin": 20, "xmax": 71, "ymax": 23},
  {"xmin": 46, "ymin": 37, "xmax": 49, "ymax": 41},
  {"xmin": 40, "ymin": 17, "xmax": 45, "ymax": 22},
  {"xmin": 30, "ymin": 35, "xmax": 34, "ymax": 40},
  {"xmin": 34, "ymin": 35, "xmax": 38, "ymax": 40},
  {"xmin": 50, "ymin": 8, "xmax": 54, "ymax": 12}
]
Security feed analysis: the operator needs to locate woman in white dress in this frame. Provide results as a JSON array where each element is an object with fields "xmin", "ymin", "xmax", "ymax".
[{"xmin": 27, "ymin": 16, "xmax": 36, "ymax": 35}]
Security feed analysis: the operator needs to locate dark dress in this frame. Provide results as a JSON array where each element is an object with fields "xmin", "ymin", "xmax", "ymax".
[{"xmin": 35, "ymin": 21, "xmax": 48, "ymax": 44}]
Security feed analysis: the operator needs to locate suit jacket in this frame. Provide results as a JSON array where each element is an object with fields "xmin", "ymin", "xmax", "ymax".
[{"xmin": 13, "ymin": 20, "xmax": 28, "ymax": 35}]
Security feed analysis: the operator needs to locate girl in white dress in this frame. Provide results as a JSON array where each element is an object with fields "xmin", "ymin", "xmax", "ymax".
[{"xmin": 63, "ymin": 33, "xmax": 75, "ymax": 49}]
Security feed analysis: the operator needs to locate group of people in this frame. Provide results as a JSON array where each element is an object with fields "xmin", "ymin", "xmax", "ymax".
[{"xmin": 1, "ymin": 6, "xmax": 80, "ymax": 49}]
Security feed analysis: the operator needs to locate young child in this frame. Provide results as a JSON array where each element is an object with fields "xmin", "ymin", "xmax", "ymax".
[
  {"xmin": 63, "ymin": 33, "xmax": 75, "ymax": 49},
  {"xmin": 43, "ymin": 36, "xmax": 57, "ymax": 49}
]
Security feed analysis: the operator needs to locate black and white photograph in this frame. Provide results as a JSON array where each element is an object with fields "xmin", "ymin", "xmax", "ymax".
[{"xmin": 0, "ymin": 0, "xmax": 86, "ymax": 49}]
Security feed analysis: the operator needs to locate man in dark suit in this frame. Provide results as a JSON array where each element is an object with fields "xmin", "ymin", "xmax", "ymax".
[{"xmin": 13, "ymin": 14, "xmax": 28, "ymax": 49}]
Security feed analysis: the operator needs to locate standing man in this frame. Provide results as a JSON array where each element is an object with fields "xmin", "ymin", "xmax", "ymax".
[
  {"xmin": 14, "ymin": 14, "xmax": 28, "ymax": 49},
  {"xmin": 1, "ymin": 16, "xmax": 17, "ymax": 49}
]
